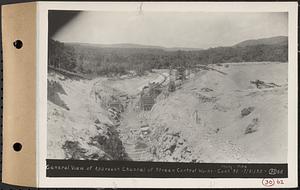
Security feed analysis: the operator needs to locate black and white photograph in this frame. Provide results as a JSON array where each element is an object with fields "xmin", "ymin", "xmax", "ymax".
[{"xmin": 47, "ymin": 9, "xmax": 288, "ymax": 165}]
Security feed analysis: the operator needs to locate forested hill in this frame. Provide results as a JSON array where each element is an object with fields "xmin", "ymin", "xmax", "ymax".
[
  {"xmin": 234, "ymin": 36, "xmax": 288, "ymax": 47},
  {"xmin": 48, "ymin": 36, "xmax": 288, "ymax": 76}
]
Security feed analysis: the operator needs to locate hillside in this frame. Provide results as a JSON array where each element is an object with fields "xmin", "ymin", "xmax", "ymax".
[
  {"xmin": 148, "ymin": 62, "xmax": 287, "ymax": 162},
  {"xmin": 48, "ymin": 36, "xmax": 288, "ymax": 77},
  {"xmin": 67, "ymin": 42, "xmax": 202, "ymax": 51},
  {"xmin": 235, "ymin": 36, "xmax": 288, "ymax": 47},
  {"xmin": 68, "ymin": 36, "xmax": 287, "ymax": 51}
]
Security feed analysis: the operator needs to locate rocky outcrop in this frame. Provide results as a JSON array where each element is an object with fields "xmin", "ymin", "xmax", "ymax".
[
  {"xmin": 241, "ymin": 107, "xmax": 255, "ymax": 117},
  {"xmin": 62, "ymin": 120, "xmax": 130, "ymax": 161},
  {"xmin": 90, "ymin": 121, "xmax": 130, "ymax": 160},
  {"xmin": 149, "ymin": 127, "xmax": 201, "ymax": 162},
  {"xmin": 250, "ymin": 80, "xmax": 281, "ymax": 89}
]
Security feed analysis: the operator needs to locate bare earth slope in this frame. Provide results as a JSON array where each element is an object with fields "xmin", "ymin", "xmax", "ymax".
[
  {"xmin": 148, "ymin": 62, "xmax": 287, "ymax": 163},
  {"xmin": 47, "ymin": 62, "xmax": 287, "ymax": 163},
  {"xmin": 47, "ymin": 72, "xmax": 129, "ymax": 160}
]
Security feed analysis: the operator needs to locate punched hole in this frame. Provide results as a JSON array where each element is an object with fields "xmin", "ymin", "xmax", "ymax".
[
  {"xmin": 13, "ymin": 40, "xmax": 23, "ymax": 49},
  {"xmin": 13, "ymin": 142, "xmax": 22, "ymax": 152}
]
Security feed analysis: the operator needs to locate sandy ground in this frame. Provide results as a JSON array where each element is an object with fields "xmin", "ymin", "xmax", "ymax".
[
  {"xmin": 149, "ymin": 62, "xmax": 287, "ymax": 163},
  {"xmin": 47, "ymin": 71, "xmax": 166, "ymax": 159},
  {"xmin": 47, "ymin": 62, "xmax": 288, "ymax": 163}
]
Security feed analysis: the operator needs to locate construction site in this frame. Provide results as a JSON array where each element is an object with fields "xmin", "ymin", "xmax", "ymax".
[{"xmin": 47, "ymin": 61, "xmax": 288, "ymax": 163}]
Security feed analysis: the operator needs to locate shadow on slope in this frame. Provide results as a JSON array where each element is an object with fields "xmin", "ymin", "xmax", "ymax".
[{"xmin": 47, "ymin": 80, "xmax": 69, "ymax": 110}]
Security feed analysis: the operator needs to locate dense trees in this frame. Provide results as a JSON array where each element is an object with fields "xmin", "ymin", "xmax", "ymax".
[{"xmin": 48, "ymin": 39, "xmax": 288, "ymax": 76}]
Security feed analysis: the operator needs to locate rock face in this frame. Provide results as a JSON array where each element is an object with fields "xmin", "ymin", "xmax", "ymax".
[
  {"xmin": 90, "ymin": 122, "xmax": 130, "ymax": 160},
  {"xmin": 61, "ymin": 119, "xmax": 129, "ymax": 160},
  {"xmin": 149, "ymin": 127, "xmax": 201, "ymax": 162}
]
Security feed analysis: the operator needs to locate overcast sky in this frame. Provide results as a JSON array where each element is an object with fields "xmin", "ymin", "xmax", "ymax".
[{"xmin": 52, "ymin": 11, "xmax": 288, "ymax": 49}]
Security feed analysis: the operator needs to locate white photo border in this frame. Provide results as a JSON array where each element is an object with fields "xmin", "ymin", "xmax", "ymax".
[{"xmin": 36, "ymin": 1, "xmax": 298, "ymax": 188}]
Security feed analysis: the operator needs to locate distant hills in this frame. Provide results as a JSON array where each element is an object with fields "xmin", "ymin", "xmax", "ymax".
[
  {"xmin": 48, "ymin": 35, "xmax": 288, "ymax": 76},
  {"xmin": 67, "ymin": 36, "xmax": 287, "ymax": 51},
  {"xmin": 234, "ymin": 36, "xmax": 288, "ymax": 48},
  {"xmin": 68, "ymin": 42, "xmax": 165, "ymax": 50},
  {"xmin": 67, "ymin": 42, "xmax": 203, "ymax": 52}
]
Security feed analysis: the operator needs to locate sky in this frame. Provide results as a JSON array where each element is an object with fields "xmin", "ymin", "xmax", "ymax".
[{"xmin": 52, "ymin": 11, "xmax": 288, "ymax": 49}]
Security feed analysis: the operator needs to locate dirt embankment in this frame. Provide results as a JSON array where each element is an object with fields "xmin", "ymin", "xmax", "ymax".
[
  {"xmin": 101, "ymin": 70, "xmax": 202, "ymax": 162},
  {"xmin": 48, "ymin": 62, "xmax": 288, "ymax": 163},
  {"xmin": 47, "ymin": 71, "xmax": 129, "ymax": 161},
  {"xmin": 146, "ymin": 63, "xmax": 288, "ymax": 163}
]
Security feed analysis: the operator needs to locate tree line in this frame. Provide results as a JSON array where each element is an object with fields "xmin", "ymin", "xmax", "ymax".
[{"xmin": 48, "ymin": 39, "xmax": 288, "ymax": 76}]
